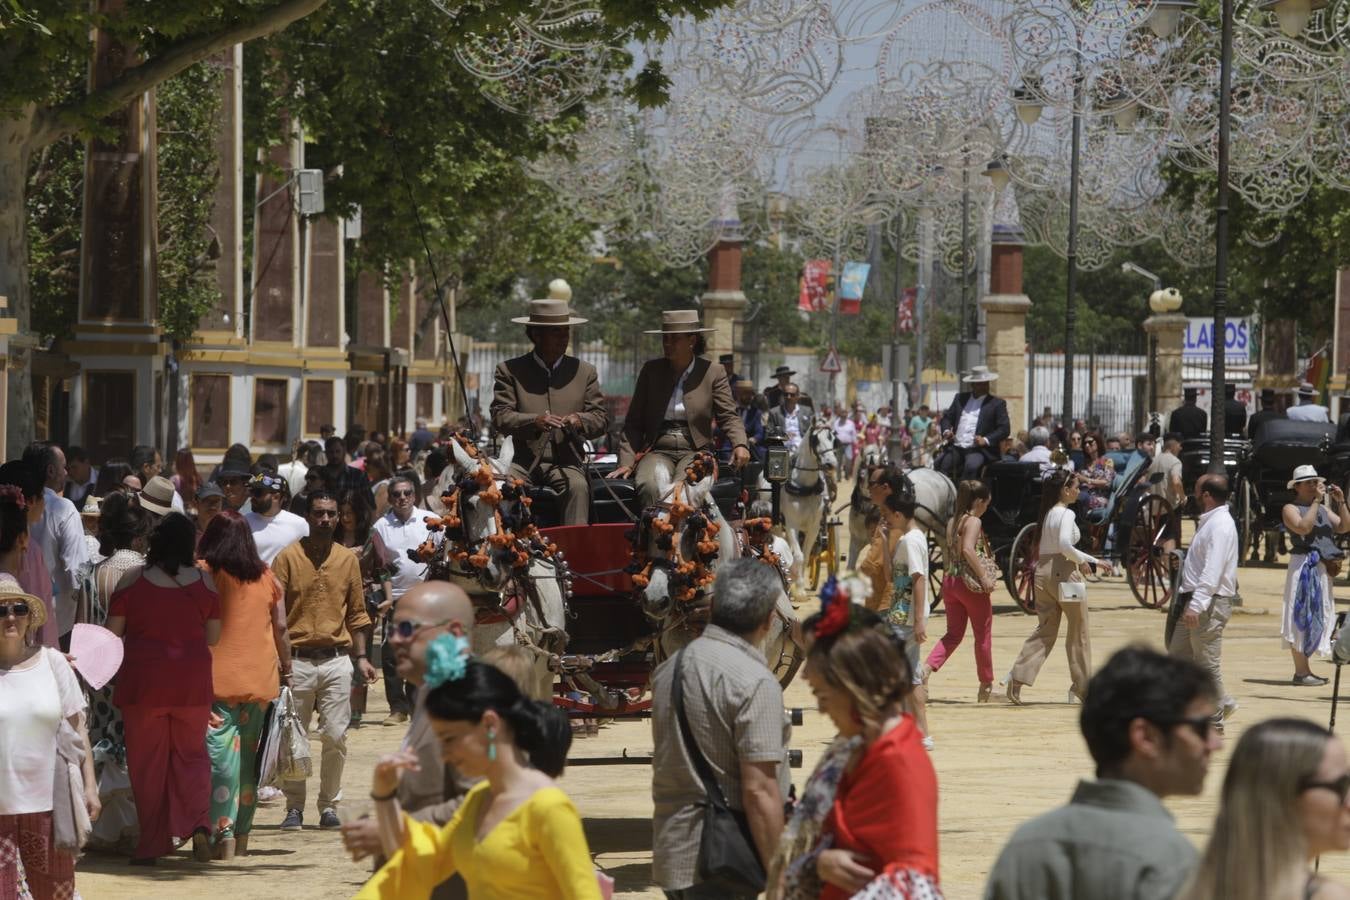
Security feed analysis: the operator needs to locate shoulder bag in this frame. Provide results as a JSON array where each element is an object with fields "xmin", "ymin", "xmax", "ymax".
[
  {"xmin": 954, "ymin": 515, "xmax": 999, "ymax": 594},
  {"xmin": 672, "ymin": 649, "xmax": 767, "ymax": 894}
]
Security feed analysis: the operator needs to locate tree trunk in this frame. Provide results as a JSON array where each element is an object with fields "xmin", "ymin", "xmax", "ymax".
[{"xmin": 0, "ymin": 109, "xmax": 36, "ymax": 459}]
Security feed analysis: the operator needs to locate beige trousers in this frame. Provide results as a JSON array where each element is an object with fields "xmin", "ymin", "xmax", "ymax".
[
  {"xmin": 509, "ymin": 460, "xmax": 589, "ymax": 526},
  {"xmin": 282, "ymin": 653, "xmax": 352, "ymax": 814},
  {"xmin": 1010, "ymin": 554, "xmax": 1092, "ymax": 699},
  {"xmin": 1168, "ymin": 594, "xmax": 1232, "ymax": 702},
  {"xmin": 635, "ymin": 432, "xmax": 699, "ymax": 510}
]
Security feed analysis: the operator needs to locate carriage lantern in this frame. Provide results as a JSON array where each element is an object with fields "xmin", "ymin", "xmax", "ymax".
[{"xmin": 764, "ymin": 432, "xmax": 790, "ymax": 484}]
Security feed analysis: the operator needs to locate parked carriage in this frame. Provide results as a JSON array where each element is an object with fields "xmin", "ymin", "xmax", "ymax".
[
  {"xmin": 1234, "ymin": 419, "xmax": 1345, "ymax": 560},
  {"xmin": 986, "ymin": 454, "xmax": 1177, "ymax": 614}
]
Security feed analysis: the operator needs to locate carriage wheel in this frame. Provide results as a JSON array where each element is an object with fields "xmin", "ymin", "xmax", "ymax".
[
  {"xmin": 1236, "ymin": 479, "xmax": 1257, "ymax": 566},
  {"xmin": 1007, "ymin": 523, "xmax": 1039, "ymax": 615},
  {"xmin": 825, "ymin": 519, "xmax": 841, "ymax": 581},
  {"xmin": 1125, "ymin": 495, "xmax": 1176, "ymax": 610},
  {"xmin": 927, "ymin": 533, "xmax": 945, "ymax": 612}
]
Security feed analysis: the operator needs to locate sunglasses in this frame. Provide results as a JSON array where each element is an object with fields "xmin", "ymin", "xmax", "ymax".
[
  {"xmin": 0, "ymin": 601, "xmax": 31, "ymax": 618},
  {"xmin": 391, "ymin": 618, "xmax": 453, "ymax": 640},
  {"xmin": 390, "ymin": 489, "xmax": 415, "ymax": 499},
  {"xmin": 1149, "ymin": 714, "xmax": 1218, "ymax": 741},
  {"xmin": 1301, "ymin": 774, "xmax": 1350, "ymax": 804}
]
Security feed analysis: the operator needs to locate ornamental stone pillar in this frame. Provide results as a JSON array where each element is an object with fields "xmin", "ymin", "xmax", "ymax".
[
  {"xmin": 701, "ymin": 240, "xmax": 746, "ymax": 360},
  {"xmin": 1144, "ymin": 313, "xmax": 1187, "ymax": 422},
  {"xmin": 978, "ymin": 224, "xmax": 1031, "ymax": 431}
]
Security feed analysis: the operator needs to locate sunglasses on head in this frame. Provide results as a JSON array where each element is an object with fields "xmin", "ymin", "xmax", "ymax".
[
  {"xmin": 0, "ymin": 601, "xmax": 31, "ymax": 618},
  {"xmin": 1301, "ymin": 773, "xmax": 1350, "ymax": 804}
]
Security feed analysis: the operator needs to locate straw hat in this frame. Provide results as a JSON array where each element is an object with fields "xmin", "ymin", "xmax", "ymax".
[
  {"xmin": 644, "ymin": 309, "xmax": 714, "ymax": 335},
  {"xmin": 964, "ymin": 365, "xmax": 1000, "ymax": 384},
  {"xmin": 511, "ymin": 279, "xmax": 588, "ymax": 326},
  {"xmin": 0, "ymin": 573, "xmax": 46, "ymax": 632},
  {"xmin": 1288, "ymin": 464, "xmax": 1326, "ymax": 490},
  {"xmin": 1297, "ymin": 381, "xmax": 1318, "ymax": 398},
  {"xmin": 138, "ymin": 475, "xmax": 177, "ymax": 517},
  {"xmin": 80, "ymin": 493, "xmax": 101, "ymax": 517}
]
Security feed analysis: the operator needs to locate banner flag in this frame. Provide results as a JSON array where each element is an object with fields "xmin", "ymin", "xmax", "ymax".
[
  {"xmin": 798, "ymin": 259, "xmax": 831, "ymax": 312},
  {"xmin": 838, "ymin": 261, "xmax": 870, "ymax": 315}
]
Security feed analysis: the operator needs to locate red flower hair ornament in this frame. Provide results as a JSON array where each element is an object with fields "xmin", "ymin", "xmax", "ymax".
[{"xmin": 813, "ymin": 575, "xmax": 854, "ymax": 639}]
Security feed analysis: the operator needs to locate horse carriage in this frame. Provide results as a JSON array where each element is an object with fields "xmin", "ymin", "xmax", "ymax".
[
  {"xmin": 987, "ymin": 453, "xmax": 1178, "ymax": 613},
  {"xmin": 414, "ymin": 433, "xmax": 803, "ymax": 727}
]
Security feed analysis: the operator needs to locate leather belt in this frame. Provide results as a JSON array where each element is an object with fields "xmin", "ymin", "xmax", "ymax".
[{"xmin": 292, "ymin": 644, "xmax": 349, "ymax": 660}]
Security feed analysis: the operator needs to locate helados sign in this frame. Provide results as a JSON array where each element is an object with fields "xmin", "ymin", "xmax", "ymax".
[{"xmin": 1182, "ymin": 317, "xmax": 1252, "ymax": 364}]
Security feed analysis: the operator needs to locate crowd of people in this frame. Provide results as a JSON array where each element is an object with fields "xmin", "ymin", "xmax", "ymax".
[{"xmin": 5, "ymin": 312, "xmax": 1350, "ymax": 900}]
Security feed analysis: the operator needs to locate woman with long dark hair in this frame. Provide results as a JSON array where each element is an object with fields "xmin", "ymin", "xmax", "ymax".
[
  {"xmin": 93, "ymin": 458, "xmax": 135, "ymax": 498},
  {"xmin": 1077, "ymin": 432, "xmax": 1114, "ymax": 513},
  {"xmin": 924, "ymin": 479, "xmax": 996, "ymax": 702},
  {"xmin": 198, "ymin": 510, "xmax": 291, "ymax": 858},
  {"xmin": 357, "ymin": 646, "xmax": 597, "ymax": 899},
  {"xmin": 336, "ymin": 488, "xmax": 392, "ymax": 727},
  {"xmin": 107, "ymin": 513, "xmax": 221, "ymax": 863},
  {"xmin": 0, "ymin": 461, "xmax": 56, "ymax": 648},
  {"xmin": 1005, "ymin": 470, "xmax": 1112, "ymax": 705},
  {"xmin": 172, "ymin": 448, "xmax": 201, "ymax": 512}
]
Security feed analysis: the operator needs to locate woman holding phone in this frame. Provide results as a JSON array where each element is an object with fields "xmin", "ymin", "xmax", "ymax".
[{"xmin": 1282, "ymin": 466, "xmax": 1350, "ymax": 686}]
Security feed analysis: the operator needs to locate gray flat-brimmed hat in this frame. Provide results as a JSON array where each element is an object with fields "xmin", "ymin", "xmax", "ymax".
[
  {"xmin": 645, "ymin": 309, "xmax": 715, "ymax": 335},
  {"xmin": 964, "ymin": 365, "xmax": 1000, "ymax": 384},
  {"xmin": 511, "ymin": 280, "xmax": 587, "ymax": 326},
  {"xmin": 1297, "ymin": 381, "xmax": 1318, "ymax": 398}
]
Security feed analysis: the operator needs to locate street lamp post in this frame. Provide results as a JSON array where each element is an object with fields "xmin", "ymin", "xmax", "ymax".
[
  {"xmin": 1209, "ymin": 0, "xmax": 1234, "ymax": 474},
  {"xmin": 1062, "ymin": 60, "xmax": 1084, "ymax": 428}
]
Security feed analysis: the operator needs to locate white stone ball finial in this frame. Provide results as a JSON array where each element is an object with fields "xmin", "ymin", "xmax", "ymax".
[
  {"xmin": 548, "ymin": 279, "xmax": 572, "ymax": 302},
  {"xmin": 1149, "ymin": 287, "xmax": 1182, "ymax": 314}
]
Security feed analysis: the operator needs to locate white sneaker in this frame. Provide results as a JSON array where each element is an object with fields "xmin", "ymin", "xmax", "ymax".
[
  {"xmin": 921, "ymin": 735, "xmax": 935, "ymax": 752},
  {"xmin": 258, "ymin": 786, "xmax": 282, "ymax": 804}
]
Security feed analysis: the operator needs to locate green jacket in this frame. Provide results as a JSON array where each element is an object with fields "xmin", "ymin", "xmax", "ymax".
[{"xmin": 984, "ymin": 779, "xmax": 1198, "ymax": 900}]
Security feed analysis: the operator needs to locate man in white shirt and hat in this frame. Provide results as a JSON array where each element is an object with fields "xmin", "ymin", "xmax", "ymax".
[
  {"xmin": 1286, "ymin": 382, "xmax": 1331, "ymax": 423},
  {"xmin": 936, "ymin": 365, "xmax": 1011, "ymax": 480},
  {"xmin": 244, "ymin": 472, "xmax": 310, "ymax": 564},
  {"xmin": 490, "ymin": 281, "xmax": 610, "ymax": 526}
]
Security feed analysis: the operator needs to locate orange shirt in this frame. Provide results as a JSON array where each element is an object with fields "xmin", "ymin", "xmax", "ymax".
[{"xmin": 208, "ymin": 566, "xmax": 282, "ymax": 704}]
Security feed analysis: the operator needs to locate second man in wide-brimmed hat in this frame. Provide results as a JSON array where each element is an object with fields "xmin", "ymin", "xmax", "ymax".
[
  {"xmin": 609, "ymin": 310, "xmax": 749, "ymax": 508},
  {"xmin": 935, "ymin": 365, "xmax": 1011, "ymax": 480},
  {"xmin": 490, "ymin": 280, "xmax": 610, "ymax": 526}
]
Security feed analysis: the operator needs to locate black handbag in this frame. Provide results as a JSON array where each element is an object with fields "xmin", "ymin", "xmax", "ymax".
[{"xmin": 672, "ymin": 649, "xmax": 767, "ymax": 894}]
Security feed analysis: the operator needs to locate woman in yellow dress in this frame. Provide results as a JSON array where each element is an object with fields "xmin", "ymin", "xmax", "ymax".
[{"xmin": 356, "ymin": 638, "xmax": 600, "ymax": 899}]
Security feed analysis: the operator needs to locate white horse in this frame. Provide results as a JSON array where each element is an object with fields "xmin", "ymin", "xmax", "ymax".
[
  {"xmin": 778, "ymin": 424, "xmax": 840, "ymax": 591},
  {"xmin": 432, "ymin": 436, "xmax": 570, "ymax": 700}
]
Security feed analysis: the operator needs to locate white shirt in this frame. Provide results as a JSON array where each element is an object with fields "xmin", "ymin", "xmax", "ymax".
[
  {"xmin": 1039, "ymin": 505, "xmax": 1097, "ymax": 566},
  {"xmin": 663, "ymin": 360, "xmax": 698, "ymax": 422},
  {"xmin": 373, "ymin": 507, "xmax": 432, "ymax": 601},
  {"xmin": 277, "ymin": 460, "xmax": 308, "ymax": 497},
  {"xmin": 783, "ymin": 407, "xmax": 802, "ymax": 451},
  {"xmin": 532, "ymin": 352, "xmax": 564, "ymax": 374},
  {"xmin": 954, "ymin": 395, "xmax": 984, "ymax": 448},
  {"xmin": 244, "ymin": 508, "xmax": 310, "ymax": 564},
  {"xmin": 36, "ymin": 487, "xmax": 88, "ymax": 635},
  {"xmin": 833, "ymin": 418, "xmax": 857, "ymax": 446},
  {"xmin": 170, "ymin": 491, "xmax": 185, "ymax": 514},
  {"xmin": 0, "ymin": 648, "xmax": 85, "ymax": 815},
  {"xmin": 1020, "ymin": 446, "xmax": 1051, "ymax": 465},
  {"xmin": 891, "ymin": 527, "xmax": 930, "ymax": 627},
  {"xmin": 1180, "ymin": 504, "xmax": 1238, "ymax": 614},
  {"xmin": 1288, "ymin": 403, "xmax": 1331, "ymax": 423}
]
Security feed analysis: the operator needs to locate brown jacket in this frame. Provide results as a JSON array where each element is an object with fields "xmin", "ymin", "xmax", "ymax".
[
  {"xmin": 490, "ymin": 354, "xmax": 609, "ymax": 468},
  {"xmin": 618, "ymin": 356, "xmax": 747, "ymax": 468}
]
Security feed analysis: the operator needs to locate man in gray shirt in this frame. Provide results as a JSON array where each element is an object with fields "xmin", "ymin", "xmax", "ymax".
[
  {"xmin": 985, "ymin": 646, "xmax": 1222, "ymax": 900},
  {"xmin": 651, "ymin": 559, "xmax": 790, "ymax": 900}
]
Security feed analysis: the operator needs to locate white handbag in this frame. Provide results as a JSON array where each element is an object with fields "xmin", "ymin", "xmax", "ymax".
[{"xmin": 1059, "ymin": 581, "xmax": 1087, "ymax": 604}]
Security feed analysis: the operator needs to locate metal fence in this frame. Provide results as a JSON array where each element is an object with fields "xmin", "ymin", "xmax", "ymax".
[{"xmin": 1027, "ymin": 333, "xmax": 1150, "ymax": 436}]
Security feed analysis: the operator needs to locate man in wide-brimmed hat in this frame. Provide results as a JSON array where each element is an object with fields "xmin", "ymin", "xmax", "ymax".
[
  {"xmin": 491, "ymin": 280, "xmax": 610, "ymax": 526},
  {"xmin": 936, "ymin": 365, "xmax": 1010, "ymax": 480},
  {"xmin": 1287, "ymin": 381, "xmax": 1330, "ymax": 423},
  {"xmin": 609, "ymin": 310, "xmax": 749, "ymax": 509},
  {"xmin": 764, "ymin": 364, "xmax": 796, "ymax": 410}
]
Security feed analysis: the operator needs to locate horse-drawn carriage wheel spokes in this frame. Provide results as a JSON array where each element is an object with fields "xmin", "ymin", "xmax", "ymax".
[
  {"xmin": 1126, "ymin": 495, "xmax": 1174, "ymax": 610},
  {"xmin": 926, "ymin": 533, "xmax": 945, "ymax": 612},
  {"xmin": 1007, "ymin": 523, "xmax": 1038, "ymax": 615},
  {"xmin": 773, "ymin": 637, "xmax": 805, "ymax": 690}
]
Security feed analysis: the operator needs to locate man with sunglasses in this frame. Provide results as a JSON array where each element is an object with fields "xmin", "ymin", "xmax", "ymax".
[
  {"xmin": 340, "ymin": 581, "xmax": 476, "ymax": 899},
  {"xmin": 243, "ymin": 472, "xmax": 309, "ymax": 565},
  {"xmin": 985, "ymin": 646, "xmax": 1222, "ymax": 900},
  {"xmin": 273, "ymin": 490, "xmax": 375, "ymax": 833},
  {"xmin": 767, "ymin": 383, "xmax": 812, "ymax": 454},
  {"xmin": 372, "ymin": 473, "xmax": 431, "ymax": 726}
]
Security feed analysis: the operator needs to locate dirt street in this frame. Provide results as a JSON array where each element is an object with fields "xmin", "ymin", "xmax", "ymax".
[{"xmin": 78, "ymin": 517, "xmax": 1350, "ymax": 899}]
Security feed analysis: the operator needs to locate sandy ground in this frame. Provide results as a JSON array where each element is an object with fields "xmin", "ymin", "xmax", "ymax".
[{"xmin": 78, "ymin": 500, "xmax": 1350, "ymax": 900}]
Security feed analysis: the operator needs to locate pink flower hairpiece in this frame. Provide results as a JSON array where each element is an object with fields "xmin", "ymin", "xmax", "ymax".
[{"xmin": 0, "ymin": 485, "xmax": 28, "ymax": 510}]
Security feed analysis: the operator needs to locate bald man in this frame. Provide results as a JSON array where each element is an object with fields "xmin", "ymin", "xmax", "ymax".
[{"xmin": 341, "ymin": 581, "xmax": 476, "ymax": 899}]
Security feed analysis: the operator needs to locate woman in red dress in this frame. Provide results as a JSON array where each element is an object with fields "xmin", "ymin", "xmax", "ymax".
[
  {"xmin": 107, "ymin": 512, "xmax": 221, "ymax": 864},
  {"xmin": 807, "ymin": 591, "xmax": 940, "ymax": 900}
]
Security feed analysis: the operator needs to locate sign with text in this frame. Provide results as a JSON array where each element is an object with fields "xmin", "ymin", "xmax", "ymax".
[{"xmin": 1183, "ymin": 317, "xmax": 1253, "ymax": 364}]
